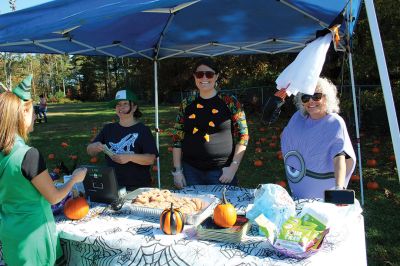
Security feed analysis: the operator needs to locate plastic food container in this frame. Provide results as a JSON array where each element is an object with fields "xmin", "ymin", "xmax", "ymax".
[{"xmin": 126, "ymin": 188, "xmax": 218, "ymax": 225}]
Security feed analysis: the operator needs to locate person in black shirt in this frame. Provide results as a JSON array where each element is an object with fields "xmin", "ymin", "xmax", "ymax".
[
  {"xmin": 87, "ymin": 89, "xmax": 158, "ymax": 190},
  {"xmin": 172, "ymin": 59, "xmax": 249, "ymax": 188}
]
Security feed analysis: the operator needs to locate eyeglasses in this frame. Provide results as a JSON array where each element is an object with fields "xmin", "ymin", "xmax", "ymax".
[
  {"xmin": 194, "ymin": 71, "xmax": 215, "ymax": 79},
  {"xmin": 301, "ymin": 93, "xmax": 323, "ymax": 103}
]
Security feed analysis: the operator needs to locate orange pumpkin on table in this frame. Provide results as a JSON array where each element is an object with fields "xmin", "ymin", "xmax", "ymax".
[
  {"xmin": 64, "ymin": 197, "xmax": 89, "ymax": 220},
  {"xmin": 160, "ymin": 203, "xmax": 184, "ymax": 235},
  {"xmin": 213, "ymin": 188, "xmax": 237, "ymax": 228}
]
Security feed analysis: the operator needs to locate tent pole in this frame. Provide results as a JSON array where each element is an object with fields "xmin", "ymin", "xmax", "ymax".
[
  {"xmin": 154, "ymin": 59, "xmax": 161, "ymax": 188},
  {"xmin": 365, "ymin": 0, "xmax": 400, "ymax": 182},
  {"xmin": 348, "ymin": 53, "xmax": 364, "ymax": 205}
]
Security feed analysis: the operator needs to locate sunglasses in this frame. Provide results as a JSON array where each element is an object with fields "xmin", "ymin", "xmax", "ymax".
[
  {"xmin": 301, "ymin": 93, "xmax": 323, "ymax": 103},
  {"xmin": 194, "ymin": 71, "xmax": 215, "ymax": 79}
]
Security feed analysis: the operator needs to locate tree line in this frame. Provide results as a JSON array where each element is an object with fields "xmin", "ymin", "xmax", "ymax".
[{"xmin": 0, "ymin": 0, "xmax": 398, "ymax": 107}]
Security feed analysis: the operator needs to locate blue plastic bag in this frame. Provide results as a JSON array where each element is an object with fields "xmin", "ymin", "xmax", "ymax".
[{"xmin": 246, "ymin": 184, "xmax": 296, "ymax": 229}]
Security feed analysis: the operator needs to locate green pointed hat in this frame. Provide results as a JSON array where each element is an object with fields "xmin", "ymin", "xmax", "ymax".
[{"xmin": 12, "ymin": 75, "xmax": 32, "ymax": 101}]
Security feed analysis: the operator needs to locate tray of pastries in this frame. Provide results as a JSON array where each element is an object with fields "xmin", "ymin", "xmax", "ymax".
[{"xmin": 126, "ymin": 188, "xmax": 218, "ymax": 225}]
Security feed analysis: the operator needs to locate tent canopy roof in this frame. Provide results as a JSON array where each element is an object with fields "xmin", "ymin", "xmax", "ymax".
[{"xmin": 0, "ymin": 0, "xmax": 362, "ymax": 60}]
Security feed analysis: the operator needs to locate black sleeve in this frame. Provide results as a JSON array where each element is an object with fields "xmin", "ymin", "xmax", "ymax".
[
  {"xmin": 335, "ymin": 151, "xmax": 351, "ymax": 159},
  {"xmin": 93, "ymin": 125, "xmax": 107, "ymax": 144},
  {"xmin": 21, "ymin": 148, "xmax": 47, "ymax": 181}
]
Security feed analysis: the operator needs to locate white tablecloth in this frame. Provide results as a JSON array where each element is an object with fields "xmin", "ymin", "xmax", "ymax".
[{"xmin": 53, "ymin": 185, "xmax": 367, "ymax": 266}]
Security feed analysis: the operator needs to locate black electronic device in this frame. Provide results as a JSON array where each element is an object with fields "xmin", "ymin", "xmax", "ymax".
[
  {"xmin": 324, "ymin": 190, "xmax": 355, "ymax": 205},
  {"xmin": 80, "ymin": 165, "xmax": 126, "ymax": 204}
]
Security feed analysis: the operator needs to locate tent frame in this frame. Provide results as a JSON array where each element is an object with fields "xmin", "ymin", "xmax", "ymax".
[{"xmin": 1, "ymin": 0, "xmax": 398, "ymax": 201}]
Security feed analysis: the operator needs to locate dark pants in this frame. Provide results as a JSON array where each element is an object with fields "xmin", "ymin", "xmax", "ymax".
[
  {"xmin": 39, "ymin": 107, "xmax": 47, "ymax": 122},
  {"xmin": 183, "ymin": 162, "xmax": 238, "ymax": 186}
]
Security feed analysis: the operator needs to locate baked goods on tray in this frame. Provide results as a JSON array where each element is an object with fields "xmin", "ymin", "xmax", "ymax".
[{"xmin": 131, "ymin": 188, "xmax": 204, "ymax": 215}]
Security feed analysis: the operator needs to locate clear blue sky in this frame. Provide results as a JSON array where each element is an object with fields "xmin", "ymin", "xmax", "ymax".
[{"xmin": 0, "ymin": 0, "xmax": 50, "ymax": 14}]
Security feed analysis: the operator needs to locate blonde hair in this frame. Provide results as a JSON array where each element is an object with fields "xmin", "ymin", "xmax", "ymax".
[
  {"xmin": 294, "ymin": 77, "xmax": 340, "ymax": 116},
  {"xmin": 0, "ymin": 92, "xmax": 33, "ymax": 155}
]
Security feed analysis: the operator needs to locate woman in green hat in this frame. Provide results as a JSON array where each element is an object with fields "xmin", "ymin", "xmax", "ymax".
[
  {"xmin": 0, "ymin": 76, "xmax": 87, "ymax": 265},
  {"xmin": 87, "ymin": 89, "xmax": 158, "ymax": 191}
]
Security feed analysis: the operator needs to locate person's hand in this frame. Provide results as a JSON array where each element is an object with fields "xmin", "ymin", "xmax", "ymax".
[
  {"xmin": 219, "ymin": 165, "xmax": 238, "ymax": 183},
  {"xmin": 111, "ymin": 154, "xmax": 132, "ymax": 164},
  {"xmin": 173, "ymin": 172, "xmax": 187, "ymax": 189},
  {"xmin": 71, "ymin": 167, "xmax": 87, "ymax": 183},
  {"xmin": 90, "ymin": 142, "xmax": 104, "ymax": 154}
]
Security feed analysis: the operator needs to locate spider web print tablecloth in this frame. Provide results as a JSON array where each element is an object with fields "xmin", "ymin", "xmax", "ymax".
[{"xmin": 56, "ymin": 185, "xmax": 365, "ymax": 265}]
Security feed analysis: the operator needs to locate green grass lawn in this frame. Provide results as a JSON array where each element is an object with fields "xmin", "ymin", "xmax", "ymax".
[{"xmin": 30, "ymin": 102, "xmax": 400, "ymax": 265}]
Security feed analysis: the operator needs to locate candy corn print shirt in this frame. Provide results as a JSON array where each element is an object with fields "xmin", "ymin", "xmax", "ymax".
[{"xmin": 173, "ymin": 92, "xmax": 249, "ymax": 170}]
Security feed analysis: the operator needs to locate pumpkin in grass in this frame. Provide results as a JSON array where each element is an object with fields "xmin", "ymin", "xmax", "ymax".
[
  {"xmin": 371, "ymin": 147, "xmax": 380, "ymax": 154},
  {"xmin": 213, "ymin": 188, "xmax": 237, "ymax": 228},
  {"xmin": 64, "ymin": 197, "xmax": 89, "ymax": 220},
  {"xmin": 351, "ymin": 174, "xmax": 360, "ymax": 182},
  {"xmin": 160, "ymin": 203, "xmax": 184, "ymax": 235},
  {"xmin": 366, "ymin": 159, "xmax": 377, "ymax": 168},
  {"xmin": 367, "ymin": 180, "xmax": 379, "ymax": 190}
]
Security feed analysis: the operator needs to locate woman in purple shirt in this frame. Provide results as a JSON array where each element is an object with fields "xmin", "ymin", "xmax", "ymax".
[{"xmin": 281, "ymin": 77, "xmax": 355, "ymax": 199}]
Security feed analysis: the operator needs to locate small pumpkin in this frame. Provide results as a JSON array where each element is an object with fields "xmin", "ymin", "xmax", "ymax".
[
  {"xmin": 351, "ymin": 174, "xmax": 360, "ymax": 182},
  {"xmin": 160, "ymin": 203, "xmax": 184, "ymax": 235},
  {"xmin": 389, "ymin": 155, "xmax": 396, "ymax": 162},
  {"xmin": 276, "ymin": 180, "xmax": 287, "ymax": 188},
  {"xmin": 254, "ymin": 159, "xmax": 263, "ymax": 167},
  {"xmin": 48, "ymin": 153, "xmax": 55, "ymax": 160},
  {"xmin": 367, "ymin": 181, "xmax": 379, "ymax": 190},
  {"xmin": 61, "ymin": 142, "xmax": 69, "ymax": 148},
  {"xmin": 213, "ymin": 188, "xmax": 237, "ymax": 228},
  {"xmin": 366, "ymin": 159, "xmax": 377, "ymax": 168},
  {"xmin": 64, "ymin": 197, "xmax": 89, "ymax": 220},
  {"xmin": 276, "ymin": 151, "xmax": 283, "ymax": 160},
  {"xmin": 371, "ymin": 147, "xmax": 380, "ymax": 154},
  {"xmin": 90, "ymin": 157, "xmax": 98, "ymax": 163},
  {"xmin": 268, "ymin": 142, "xmax": 277, "ymax": 148}
]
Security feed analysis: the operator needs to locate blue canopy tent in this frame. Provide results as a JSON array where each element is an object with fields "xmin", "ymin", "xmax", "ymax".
[{"xmin": 0, "ymin": 0, "xmax": 398, "ymax": 203}]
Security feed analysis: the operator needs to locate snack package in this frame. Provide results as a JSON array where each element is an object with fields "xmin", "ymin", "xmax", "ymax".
[
  {"xmin": 246, "ymin": 184, "xmax": 296, "ymax": 229},
  {"xmin": 275, "ymin": 216, "xmax": 326, "ymax": 253}
]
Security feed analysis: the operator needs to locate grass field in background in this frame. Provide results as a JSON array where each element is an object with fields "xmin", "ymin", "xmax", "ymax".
[{"xmin": 30, "ymin": 102, "xmax": 400, "ymax": 265}]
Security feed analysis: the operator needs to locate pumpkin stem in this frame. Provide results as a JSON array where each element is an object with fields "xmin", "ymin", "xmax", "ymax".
[{"xmin": 222, "ymin": 187, "xmax": 228, "ymax": 204}]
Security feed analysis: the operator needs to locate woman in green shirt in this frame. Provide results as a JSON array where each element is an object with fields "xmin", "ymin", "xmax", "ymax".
[{"xmin": 0, "ymin": 76, "xmax": 87, "ymax": 266}]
